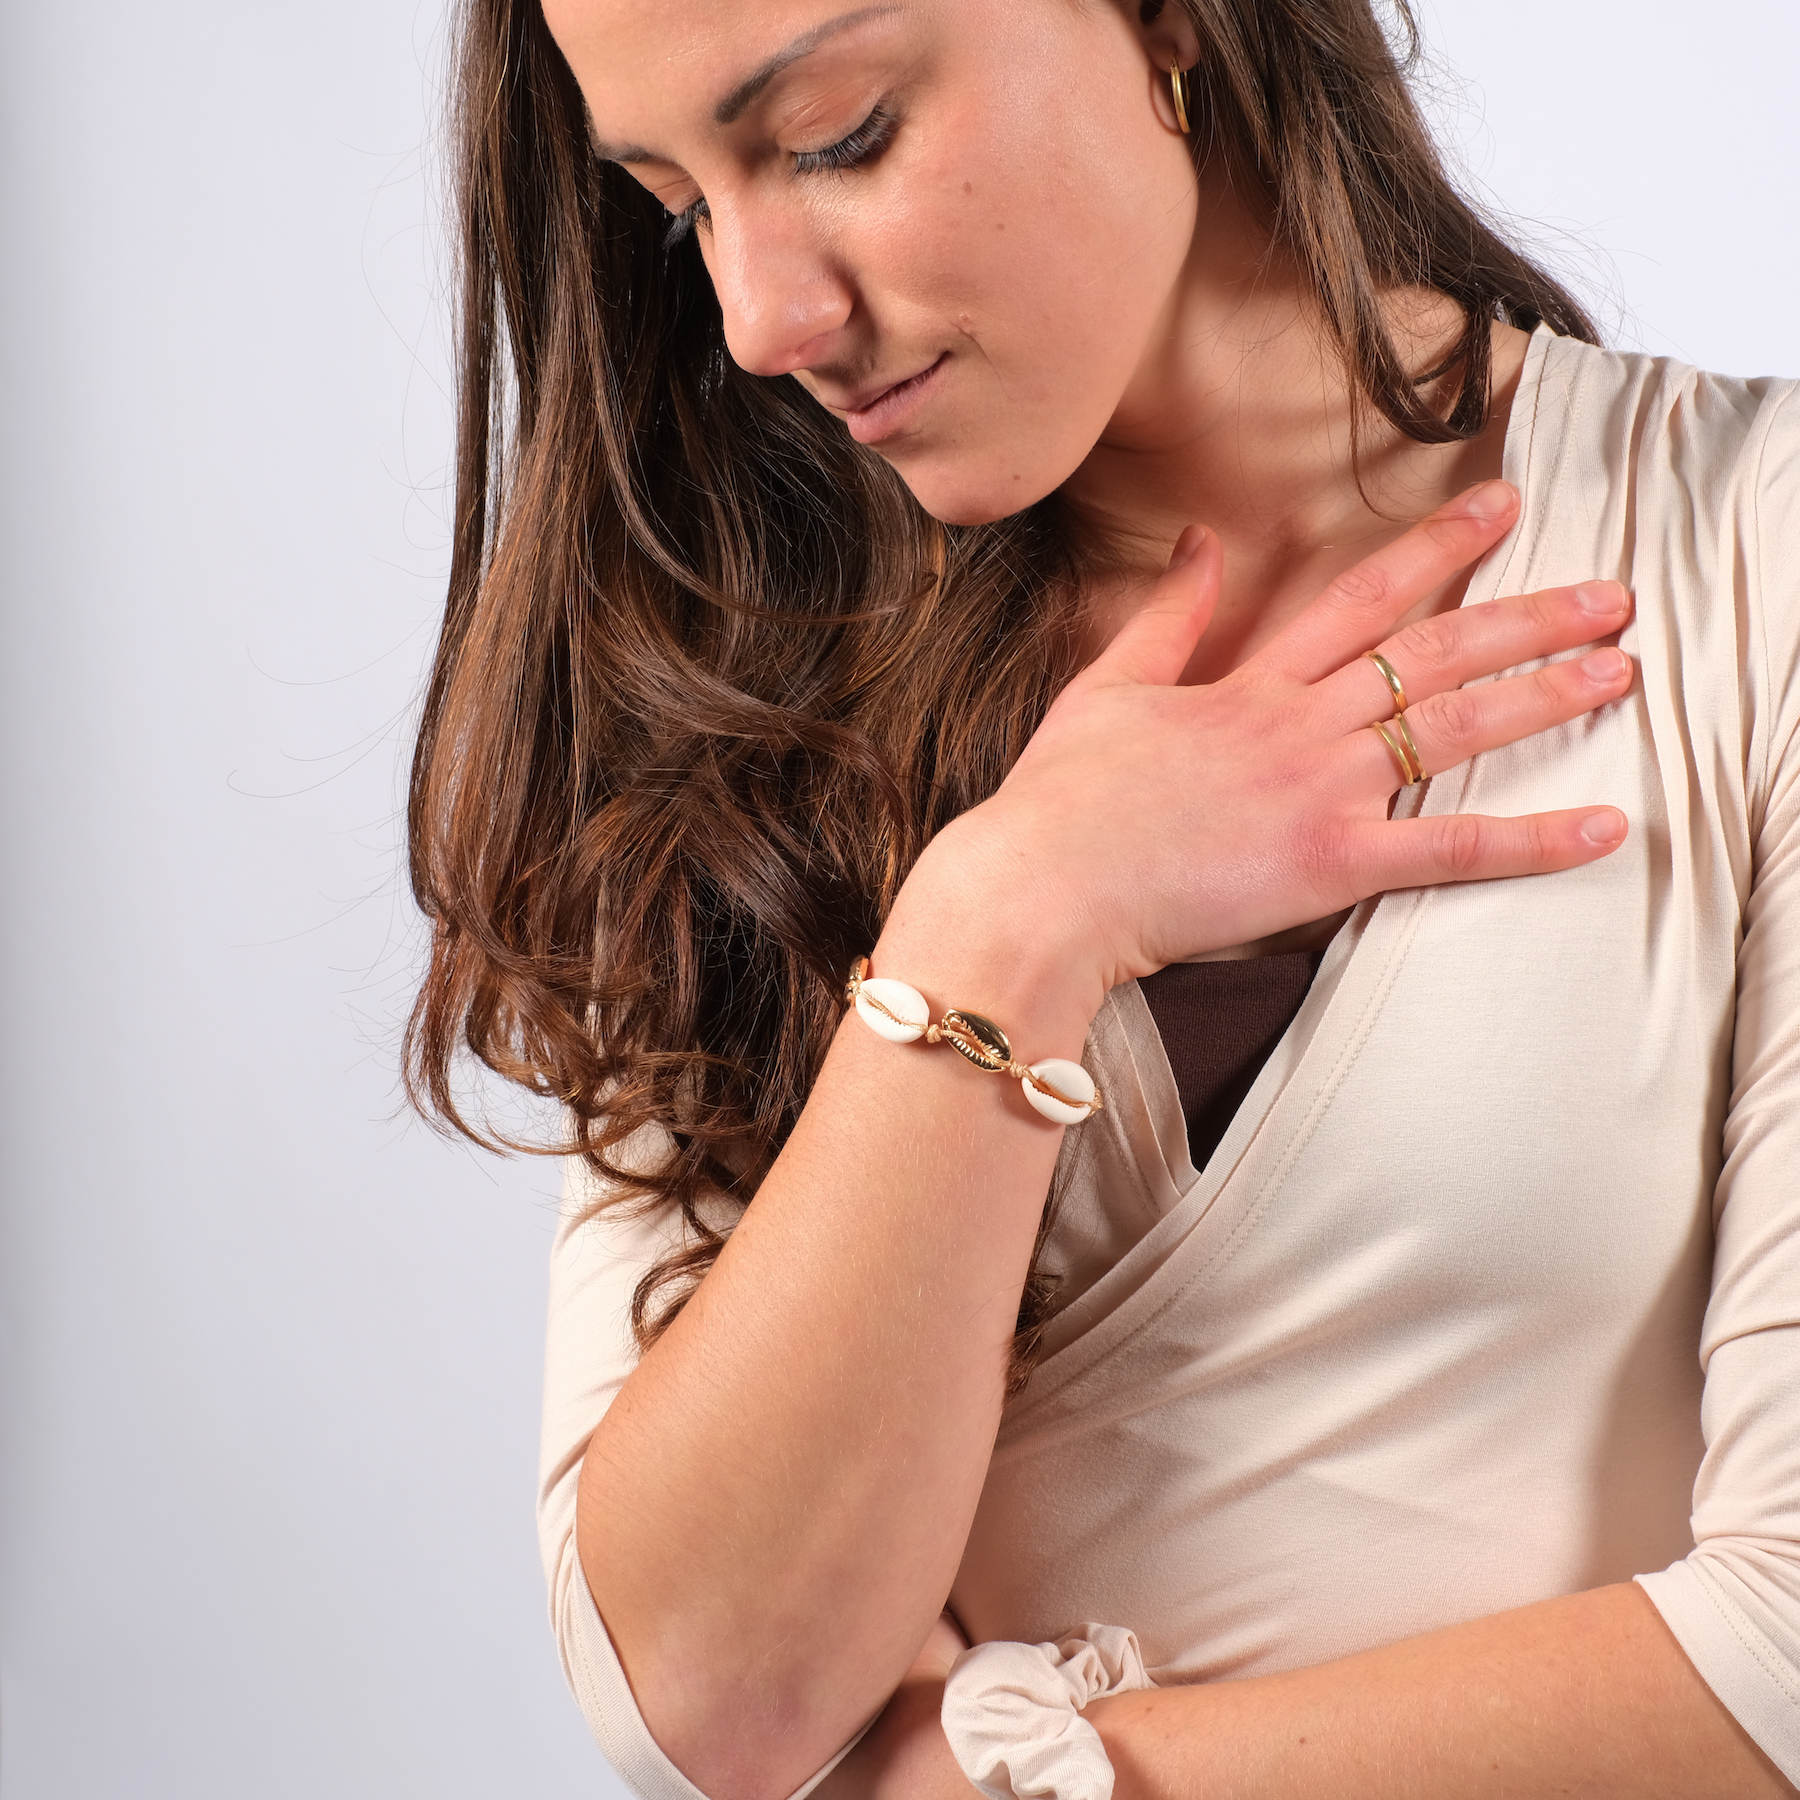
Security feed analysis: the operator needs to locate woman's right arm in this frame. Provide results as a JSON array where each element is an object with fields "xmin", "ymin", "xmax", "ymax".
[
  {"xmin": 568, "ymin": 480, "xmax": 1639, "ymax": 1800},
  {"xmin": 572, "ymin": 820, "xmax": 1104, "ymax": 1800}
]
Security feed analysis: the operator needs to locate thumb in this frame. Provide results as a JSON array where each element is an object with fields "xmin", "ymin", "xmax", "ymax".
[{"xmin": 1088, "ymin": 526, "xmax": 1221, "ymax": 689}]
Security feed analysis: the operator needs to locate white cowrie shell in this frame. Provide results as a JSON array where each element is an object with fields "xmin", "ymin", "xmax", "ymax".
[
  {"xmin": 854, "ymin": 976, "xmax": 930, "ymax": 1043},
  {"xmin": 1022, "ymin": 1057, "xmax": 1097, "ymax": 1125}
]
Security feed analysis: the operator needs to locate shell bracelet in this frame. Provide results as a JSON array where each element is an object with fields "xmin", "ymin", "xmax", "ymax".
[{"xmin": 843, "ymin": 955, "xmax": 1104, "ymax": 1126}]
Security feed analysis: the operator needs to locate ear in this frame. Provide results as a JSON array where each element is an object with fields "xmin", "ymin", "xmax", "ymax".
[
  {"xmin": 1134, "ymin": 0, "xmax": 1202, "ymax": 69},
  {"xmin": 1131, "ymin": 1, "xmax": 1204, "ymax": 134}
]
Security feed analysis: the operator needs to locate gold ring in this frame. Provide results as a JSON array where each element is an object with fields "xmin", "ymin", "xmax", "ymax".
[
  {"xmin": 1391, "ymin": 709, "xmax": 1425, "ymax": 782},
  {"xmin": 1365, "ymin": 650, "xmax": 1408, "ymax": 713},
  {"xmin": 1372, "ymin": 719, "xmax": 1424, "ymax": 785}
]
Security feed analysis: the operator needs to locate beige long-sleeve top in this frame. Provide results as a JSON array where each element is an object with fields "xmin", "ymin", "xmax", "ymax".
[{"xmin": 535, "ymin": 321, "xmax": 1800, "ymax": 1796}]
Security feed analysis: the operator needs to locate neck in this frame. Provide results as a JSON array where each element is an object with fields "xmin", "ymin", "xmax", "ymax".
[{"xmin": 1057, "ymin": 178, "xmax": 1533, "ymax": 678}]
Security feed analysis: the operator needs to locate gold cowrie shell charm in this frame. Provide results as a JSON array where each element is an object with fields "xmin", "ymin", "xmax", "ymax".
[
  {"xmin": 1022, "ymin": 1058, "xmax": 1099, "ymax": 1125},
  {"xmin": 843, "ymin": 954, "xmax": 1102, "ymax": 1124},
  {"xmin": 853, "ymin": 974, "xmax": 931, "ymax": 1043},
  {"xmin": 937, "ymin": 1009, "xmax": 1012, "ymax": 1071}
]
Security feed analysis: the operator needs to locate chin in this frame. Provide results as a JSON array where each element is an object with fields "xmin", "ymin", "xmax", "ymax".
[{"xmin": 888, "ymin": 447, "xmax": 1080, "ymax": 528}]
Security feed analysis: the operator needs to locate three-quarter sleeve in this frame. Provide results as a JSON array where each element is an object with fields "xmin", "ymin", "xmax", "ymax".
[
  {"xmin": 1633, "ymin": 385, "xmax": 1800, "ymax": 1787},
  {"xmin": 536, "ymin": 1118, "xmax": 881, "ymax": 1800}
]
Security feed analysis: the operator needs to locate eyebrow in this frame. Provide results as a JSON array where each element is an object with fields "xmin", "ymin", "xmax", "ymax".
[{"xmin": 586, "ymin": 4, "xmax": 903, "ymax": 165}]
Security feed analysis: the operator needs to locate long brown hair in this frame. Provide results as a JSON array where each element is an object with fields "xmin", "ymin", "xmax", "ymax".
[{"xmin": 403, "ymin": 0, "xmax": 1598, "ymax": 1400}]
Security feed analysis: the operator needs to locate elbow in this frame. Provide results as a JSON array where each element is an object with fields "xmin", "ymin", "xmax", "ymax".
[
  {"xmin": 552, "ymin": 1522, "xmax": 873, "ymax": 1800},
  {"xmin": 549, "ymin": 1530, "xmax": 755, "ymax": 1800}
]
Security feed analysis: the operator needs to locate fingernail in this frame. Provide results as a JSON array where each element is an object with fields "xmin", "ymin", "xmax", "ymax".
[
  {"xmin": 1581, "ymin": 809, "xmax": 1626, "ymax": 846},
  {"xmin": 1167, "ymin": 525, "xmax": 1207, "ymax": 570},
  {"xmin": 1576, "ymin": 581, "xmax": 1628, "ymax": 614},
  {"xmin": 1456, "ymin": 480, "xmax": 1514, "ymax": 520},
  {"xmin": 1583, "ymin": 648, "xmax": 1628, "ymax": 682}
]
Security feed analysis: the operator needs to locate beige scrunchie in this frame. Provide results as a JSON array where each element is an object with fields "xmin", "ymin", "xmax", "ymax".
[{"xmin": 939, "ymin": 1622, "xmax": 1156, "ymax": 1800}]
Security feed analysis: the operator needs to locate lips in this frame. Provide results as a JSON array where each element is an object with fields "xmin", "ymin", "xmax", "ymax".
[{"xmin": 841, "ymin": 356, "xmax": 944, "ymax": 415}]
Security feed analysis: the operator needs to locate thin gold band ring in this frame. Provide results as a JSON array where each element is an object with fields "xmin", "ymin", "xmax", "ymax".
[
  {"xmin": 1391, "ymin": 709, "xmax": 1425, "ymax": 780},
  {"xmin": 1364, "ymin": 650, "xmax": 1426, "ymax": 785},
  {"xmin": 1365, "ymin": 650, "xmax": 1409, "ymax": 712},
  {"xmin": 1372, "ymin": 718, "xmax": 1425, "ymax": 786}
]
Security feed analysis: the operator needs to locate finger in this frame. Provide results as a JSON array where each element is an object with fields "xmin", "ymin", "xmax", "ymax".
[
  {"xmin": 1248, "ymin": 480, "xmax": 1520, "ymax": 688},
  {"xmin": 1342, "ymin": 803, "xmax": 1629, "ymax": 894},
  {"xmin": 1084, "ymin": 526, "xmax": 1223, "ymax": 689},
  {"xmin": 1353, "ymin": 644, "xmax": 1634, "ymax": 788},
  {"xmin": 1309, "ymin": 579, "xmax": 1634, "ymax": 736}
]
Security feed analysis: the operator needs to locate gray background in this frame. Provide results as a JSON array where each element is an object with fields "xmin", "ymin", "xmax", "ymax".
[{"xmin": 2, "ymin": 2, "xmax": 1794, "ymax": 1795}]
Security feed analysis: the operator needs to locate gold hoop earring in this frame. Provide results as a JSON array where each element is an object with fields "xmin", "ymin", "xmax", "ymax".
[{"xmin": 1168, "ymin": 58, "xmax": 1192, "ymax": 135}]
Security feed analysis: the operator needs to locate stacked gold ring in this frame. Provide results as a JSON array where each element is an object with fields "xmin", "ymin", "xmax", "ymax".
[{"xmin": 1365, "ymin": 650, "xmax": 1426, "ymax": 786}]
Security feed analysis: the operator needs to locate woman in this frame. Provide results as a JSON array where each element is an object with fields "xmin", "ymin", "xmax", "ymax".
[{"xmin": 403, "ymin": 0, "xmax": 1800, "ymax": 1796}]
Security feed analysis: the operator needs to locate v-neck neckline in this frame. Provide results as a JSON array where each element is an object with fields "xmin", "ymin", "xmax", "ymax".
[{"xmin": 999, "ymin": 321, "xmax": 1558, "ymax": 1431}]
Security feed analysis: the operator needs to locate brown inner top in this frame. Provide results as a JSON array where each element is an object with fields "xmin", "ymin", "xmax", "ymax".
[{"xmin": 1136, "ymin": 949, "xmax": 1327, "ymax": 1173}]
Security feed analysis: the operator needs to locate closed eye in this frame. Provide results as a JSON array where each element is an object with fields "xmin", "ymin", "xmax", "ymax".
[{"xmin": 661, "ymin": 102, "xmax": 902, "ymax": 254}]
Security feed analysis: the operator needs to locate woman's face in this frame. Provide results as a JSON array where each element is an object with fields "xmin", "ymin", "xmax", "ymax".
[{"xmin": 545, "ymin": 0, "xmax": 1204, "ymax": 525}]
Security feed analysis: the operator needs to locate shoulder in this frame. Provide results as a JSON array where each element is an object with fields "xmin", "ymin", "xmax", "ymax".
[
  {"xmin": 1529, "ymin": 329, "xmax": 1800, "ymax": 525},
  {"xmin": 1515, "ymin": 332, "xmax": 1800, "ymax": 819}
]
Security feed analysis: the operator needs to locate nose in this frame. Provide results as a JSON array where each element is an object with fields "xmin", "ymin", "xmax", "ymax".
[{"xmin": 705, "ymin": 201, "xmax": 853, "ymax": 381}]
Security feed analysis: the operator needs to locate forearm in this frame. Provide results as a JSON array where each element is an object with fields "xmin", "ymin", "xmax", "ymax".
[
  {"xmin": 1087, "ymin": 1582, "xmax": 1796, "ymax": 1800},
  {"xmin": 575, "ymin": 820, "xmax": 1102, "ymax": 1800},
  {"xmin": 813, "ymin": 1611, "xmax": 976, "ymax": 1800}
]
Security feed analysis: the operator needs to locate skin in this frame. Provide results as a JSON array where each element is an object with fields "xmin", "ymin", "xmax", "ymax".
[
  {"xmin": 547, "ymin": 0, "xmax": 1519, "ymax": 600},
  {"xmin": 821, "ymin": 1590, "xmax": 1798, "ymax": 1799},
  {"xmin": 549, "ymin": 0, "xmax": 1532, "ymax": 956},
  {"xmin": 545, "ymin": 1, "xmax": 1796, "ymax": 1793}
]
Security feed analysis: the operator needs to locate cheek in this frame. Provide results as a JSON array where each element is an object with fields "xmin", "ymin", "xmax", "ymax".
[
  {"xmin": 863, "ymin": 96, "xmax": 1180, "ymax": 495},
  {"xmin": 856, "ymin": 111, "xmax": 1013, "ymax": 314},
  {"xmin": 879, "ymin": 99, "xmax": 1155, "ymax": 376}
]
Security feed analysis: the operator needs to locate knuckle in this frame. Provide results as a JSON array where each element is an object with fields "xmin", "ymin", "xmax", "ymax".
[
  {"xmin": 1537, "ymin": 661, "xmax": 1579, "ymax": 705},
  {"xmin": 1291, "ymin": 807, "xmax": 1353, "ymax": 883},
  {"xmin": 1419, "ymin": 509, "xmax": 1475, "ymax": 555},
  {"xmin": 1526, "ymin": 586, "xmax": 1570, "ymax": 634},
  {"xmin": 1437, "ymin": 813, "xmax": 1485, "ymax": 879},
  {"xmin": 1388, "ymin": 617, "xmax": 1457, "ymax": 681},
  {"xmin": 1327, "ymin": 562, "xmax": 1393, "ymax": 615},
  {"xmin": 1421, "ymin": 684, "xmax": 1480, "ymax": 751}
]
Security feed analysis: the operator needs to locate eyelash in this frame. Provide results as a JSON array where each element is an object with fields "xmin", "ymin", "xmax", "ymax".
[{"xmin": 661, "ymin": 102, "xmax": 901, "ymax": 253}]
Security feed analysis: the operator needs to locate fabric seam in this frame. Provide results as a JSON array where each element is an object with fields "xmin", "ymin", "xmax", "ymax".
[
  {"xmin": 1682, "ymin": 1559, "xmax": 1800, "ymax": 1706},
  {"xmin": 1747, "ymin": 382, "xmax": 1799, "ymax": 829}
]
